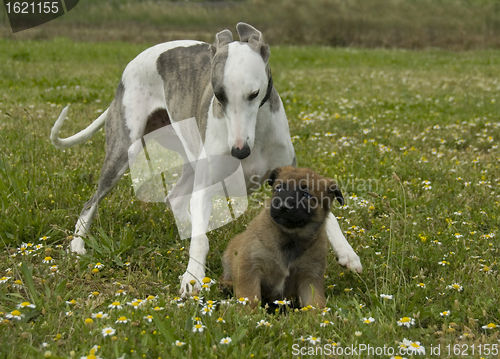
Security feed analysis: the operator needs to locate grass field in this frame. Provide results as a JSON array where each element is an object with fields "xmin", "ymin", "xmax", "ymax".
[
  {"xmin": 1, "ymin": 38, "xmax": 500, "ymax": 358},
  {"xmin": 1, "ymin": 0, "xmax": 500, "ymax": 49}
]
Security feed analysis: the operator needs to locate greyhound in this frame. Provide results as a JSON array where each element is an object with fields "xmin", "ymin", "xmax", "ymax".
[{"xmin": 50, "ymin": 23, "xmax": 362, "ymax": 296}]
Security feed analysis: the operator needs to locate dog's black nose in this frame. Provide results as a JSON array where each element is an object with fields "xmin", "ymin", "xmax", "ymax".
[{"xmin": 231, "ymin": 144, "xmax": 251, "ymax": 159}]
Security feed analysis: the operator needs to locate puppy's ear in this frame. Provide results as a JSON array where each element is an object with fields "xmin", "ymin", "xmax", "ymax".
[
  {"xmin": 328, "ymin": 180, "xmax": 344, "ymax": 206},
  {"xmin": 267, "ymin": 167, "xmax": 282, "ymax": 187}
]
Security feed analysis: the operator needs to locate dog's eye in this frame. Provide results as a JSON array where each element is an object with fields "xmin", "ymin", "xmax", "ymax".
[
  {"xmin": 248, "ymin": 90, "xmax": 259, "ymax": 101},
  {"xmin": 302, "ymin": 191, "xmax": 312, "ymax": 199}
]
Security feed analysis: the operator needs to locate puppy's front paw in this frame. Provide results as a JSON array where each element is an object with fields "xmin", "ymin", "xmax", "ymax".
[
  {"xmin": 336, "ymin": 250, "xmax": 363, "ymax": 273},
  {"xmin": 179, "ymin": 268, "xmax": 205, "ymax": 298}
]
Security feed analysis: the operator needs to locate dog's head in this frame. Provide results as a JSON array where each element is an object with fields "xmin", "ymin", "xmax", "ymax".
[
  {"xmin": 210, "ymin": 23, "xmax": 272, "ymax": 160},
  {"xmin": 267, "ymin": 166, "xmax": 344, "ymax": 232}
]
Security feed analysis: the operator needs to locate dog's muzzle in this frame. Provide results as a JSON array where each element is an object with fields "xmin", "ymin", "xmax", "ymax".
[{"xmin": 231, "ymin": 144, "xmax": 251, "ymax": 160}]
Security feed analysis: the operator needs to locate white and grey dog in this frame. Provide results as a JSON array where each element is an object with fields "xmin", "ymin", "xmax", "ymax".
[{"xmin": 50, "ymin": 23, "xmax": 362, "ymax": 295}]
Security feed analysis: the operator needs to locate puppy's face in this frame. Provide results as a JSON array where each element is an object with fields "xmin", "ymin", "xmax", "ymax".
[{"xmin": 267, "ymin": 166, "xmax": 344, "ymax": 229}]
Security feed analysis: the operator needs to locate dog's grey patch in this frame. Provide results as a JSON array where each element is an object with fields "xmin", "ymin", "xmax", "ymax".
[
  {"xmin": 86, "ymin": 80, "xmax": 132, "ymax": 209},
  {"xmin": 268, "ymin": 87, "xmax": 281, "ymax": 113},
  {"xmin": 211, "ymin": 46, "xmax": 229, "ymax": 115},
  {"xmin": 157, "ymin": 44, "xmax": 213, "ymax": 140},
  {"xmin": 212, "ymin": 98, "xmax": 224, "ymax": 119},
  {"xmin": 144, "ymin": 108, "xmax": 170, "ymax": 135}
]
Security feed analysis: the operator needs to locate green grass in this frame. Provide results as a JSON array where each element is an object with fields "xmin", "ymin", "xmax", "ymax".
[
  {"xmin": 1, "ymin": 37, "xmax": 500, "ymax": 358},
  {"xmin": 1, "ymin": 0, "xmax": 500, "ymax": 49}
]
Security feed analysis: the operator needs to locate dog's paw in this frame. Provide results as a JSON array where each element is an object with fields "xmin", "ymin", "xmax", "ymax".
[
  {"xmin": 336, "ymin": 250, "xmax": 363, "ymax": 273},
  {"xmin": 179, "ymin": 268, "xmax": 205, "ymax": 298},
  {"xmin": 70, "ymin": 236, "xmax": 87, "ymax": 255}
]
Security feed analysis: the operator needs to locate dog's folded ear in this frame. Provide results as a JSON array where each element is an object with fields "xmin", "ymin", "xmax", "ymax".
[
  {"xmin": 328, "ymin": 180, "xmax": 344, "ymax": 206},
  {"xmin": 237, "ymin": 22, "xmax": 270, "ymax": 63},
  {"xmin": 266, "ymin": 167, "xmax": 283, "ymax": 187},
  {"xmin": 211, "ymin": 29, "xmax": 233, "ymax": 55}
]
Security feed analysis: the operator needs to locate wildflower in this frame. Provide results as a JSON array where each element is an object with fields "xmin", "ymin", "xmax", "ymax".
[
  {"xmin": 397, "ymin": 317, "xmax": 415, "ymax": 328},
  {"xmin": 65, "ymin": 311, "xmax": 73, "ymax": 316},
  {"xmin": 84, "ymin": 318, "xmax": 94, "ymax": 325},
  {"xmin": 482, "ymin": 323, "xmax": 497, "ymax": 330},
  {"xmin": 217, "ymin": 317, "xmax": 225, "ymax": 324},
  {"xmin": 66, "ymin": 299, "xmax": 76, "ymax": 305},
  {"xmin": 256, "ymin": 320, "xmax": 272, "ymax": 328},
  {"xmin": 200, "ymin": 306, "xmax": 212, "ymax": 316},
  {"xmin": 174, "ymin": 340, "xmax": 186, "ymax": 347},
  {"xmin": 39, "ymin": 236, "xmax": 50, "ymax": 241},
  {"xmin": 237, "ymin": 297, "xmax": 249, "ymax": 305},
  {"xmin": 300, "ymin": 305, "xmax": 315, "ymax": 312},
  {"xmin": 146, "ymin": 295, "xmax": 157, "ymax": 301},
  {"xmin": 127, "ymin": 300, "xmax": 143, "ymax": 308},
  {"xmin": 438, "ymin": 261, "xmax": 449, "ymax": 266},
  {"xmin": 481, "ymin": 265, "xmax": 492, "ymax": 273},
  {"xmin": 153, "ymin": 306, "xmax": 164, "ymax": 311},
  {"xmin": 0, "ymin": 276, "xmax": 11, "ymax": 284},
  {"xmin": 362, "ymin": 317, "xmax": 375, "ymax": 324},
  {"xmin": 108, "ymin": 301, "xmax": 123, "ymax": 310},
  {"xmin": 417, "ymin": 283, "xmax": 426, "ymax": 288},
  {"xmin": 88, "ymin": 292, "xmax": 100, "ymax": 298},
  {"xmin": 115, "ymin": 289, "xmax": 126, "ymax": 296},
  {"xmin": 406, "ymin": 341, "xmax": 425, "ymax": 355},
  {"xmin": 380, "ymin": 294, "xmax": 393, "ymax": 300},
  {"xmin": 91, "ymin": 312, "xmax": 108, "ymax": 319},
  {"xmin": 440, "ymin": 310, "xmax": 451, "ymax": 317},
  {"xmin": 273, "ymin": 299, "xmax": 291, "ymax": 306},
  {"xmin": 447, "ymin": 283, "xmax": 463, "ymax": 292},
  {"xmin": 201, "ymin": 277, "xmax": 215, "ymax": 291},
  {"xmin": 321, "ymin": 308, "xmax": 331, "ymax": 316},
  {"xmin": 17, "ymin": 301, "xmax": 36, "ymax": 309},
  {"xmin": 94, "ymin": 263, "xmax": 104, "ymax": 269},
  {"xmin": 143, "ymin": 315, "xmax": 153, "ymax": 323},
  {"xmin": 6, "ymin": 310, "xmax": 23, "ymax": 321},
  {"xmin": 49, "ymin": 265, "xmax": 59, "ymax": 274},
  {"xmin": 192, "ymin": 323, "xmax": 206, "ymax": 333},
  {"xmin": 220, "ymin": 337, "xmax": 232, "ymax": 345},
  {"xmin": 190, "ymin": 296, "xmax": 203, "ymax": 304},
  {"xmin": 115, "ymin": 316, "xmax": 129, "ymax": 324},
  {"xmin": 80, "ymin": 345, "xmax": 102, "ymax": 359},
  {"xmin": 42, "ymin": 256, "xmax": 54, "ymax": 263},
  {"xmin": 102, "ymin": 327, "xmax": 116, "ymax": 337},
  {"xmin": 307, "ymin": 336, "xmax": 321, "ymax": 345},
  {"xmin": 320, "ymin": 320, "xmax": 331, "ymax": 327},
  {"xmin": 354, "ymin": 331, "xmax": 362, "ymax": 337}
]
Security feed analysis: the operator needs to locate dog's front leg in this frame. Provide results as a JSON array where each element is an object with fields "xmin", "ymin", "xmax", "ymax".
[
  {"xmin": 179, "ymin": 158, "xmax": 214, "ymax": 297},
  {"xmin": 326, "ymin": 212, "xmax": 363, "ymax": 273}
]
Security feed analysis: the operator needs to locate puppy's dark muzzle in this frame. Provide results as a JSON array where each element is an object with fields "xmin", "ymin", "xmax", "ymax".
[
  {"xmin": 270, "ymin": 192, "xmax": 310, "ymax": 228},
  {"xmin": 231, "ymin": 144, "xmax": 251, "ymax": 160}
]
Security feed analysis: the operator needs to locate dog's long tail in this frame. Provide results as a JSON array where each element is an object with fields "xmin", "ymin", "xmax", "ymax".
[{"xmin": 50, "ymin": 106, "xmax": 108, "ymax": 149}]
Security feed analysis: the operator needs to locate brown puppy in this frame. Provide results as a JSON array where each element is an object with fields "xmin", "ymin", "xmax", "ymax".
[{"xmin": 221, "ymin": 166, "xmax": 344, "ymax": 308}]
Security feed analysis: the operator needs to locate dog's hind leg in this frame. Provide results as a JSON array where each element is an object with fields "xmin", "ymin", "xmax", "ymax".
[
  {"xmin": 71, "ymin": 145, "xmax": 130, "ymax": 254},
  {"xmin": 70, "ymin": 84, "xmax": 134, "ymax": 254},
  {"xmin": 326, "ymin": 212, "xmax": 363, "ymax": 273}
]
